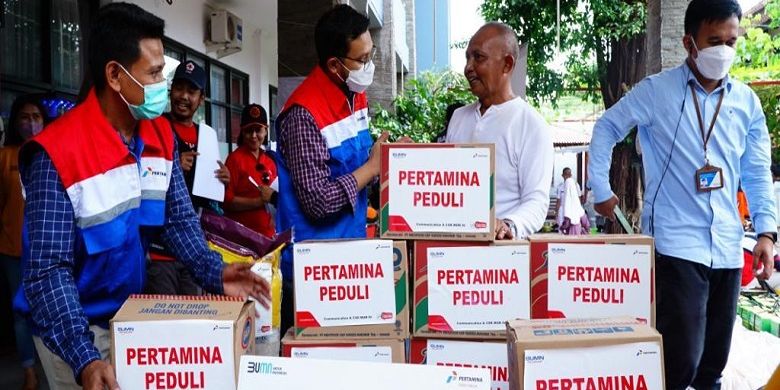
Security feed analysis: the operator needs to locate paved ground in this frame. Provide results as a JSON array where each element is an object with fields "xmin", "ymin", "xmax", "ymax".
[{"xmin": 0, "ymin": 349, "xmax": 49, "ymax": 390}]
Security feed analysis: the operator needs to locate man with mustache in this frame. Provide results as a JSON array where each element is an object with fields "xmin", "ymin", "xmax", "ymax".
[{"xmin": 145, "ymin": 60, "xmax": 230, "ymax": 295}]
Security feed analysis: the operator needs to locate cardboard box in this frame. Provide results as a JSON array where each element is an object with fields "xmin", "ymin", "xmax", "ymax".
[
  {"xmin": 281, "ymin": 330, "xmax": 406, "ymax": 363},
  {"xmin": 506, "ymin": 317, "xmax": 664, "ymax": 390},
  {"xmin": 411, "ymin": 338, "xmax": 509, "ymax": 390},
  {"xmin": 294, "ymin": 240, "xmax": 409, "ymax": 339},
  {"xmin": 111, "ymin": 295, "xmax": 255, "ymax": 390},
  {"xmin": 529, "ymin": 234, "xmax": 655, "ymax": 325},
  {"xmin": 379, "ymin": 143, "xmax": 496, "ymax": 241},
  {"xmin": 413, "ymin": 240, "xmax": 530, "ymax": 339},
  {"xmin": 237, "ymin": 355, "xmax": 492, "ymax": 390}
]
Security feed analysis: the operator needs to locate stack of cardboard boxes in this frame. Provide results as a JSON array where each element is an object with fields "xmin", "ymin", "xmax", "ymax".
[{"xmin": 281, "ymin": 239, "xmax": 410, "ymax": 363}]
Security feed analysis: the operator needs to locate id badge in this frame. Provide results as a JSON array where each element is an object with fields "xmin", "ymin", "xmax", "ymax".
[{"xmin": 695, "ymin": 164, "xmax": 724, "ymax": 192}]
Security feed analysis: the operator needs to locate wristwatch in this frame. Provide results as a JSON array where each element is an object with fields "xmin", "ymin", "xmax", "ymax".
[
  {"xmin": 757, "ymin": 232, "xmax": 778, "ymax": 243},
  {"xmin": 503, "ymin": 219, "xmax": 518, "ymax": 238}
]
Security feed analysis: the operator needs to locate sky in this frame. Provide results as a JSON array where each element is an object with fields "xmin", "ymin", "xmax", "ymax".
[{"xmin": 448, "ymin": 0, "xmax": 766, "ymax": 72}]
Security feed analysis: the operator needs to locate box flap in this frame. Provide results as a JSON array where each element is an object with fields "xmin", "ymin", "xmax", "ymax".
[
  {"xmin": 112, "ymin": 294, "xmax": 250, "ymax": 322},
  {"xmin": 507, "ymin": 317, "xmax": 659, "ymax": 344},
  {"xmin": 529, "ymin": 234, "xmax": 653, "ymax": 244}
]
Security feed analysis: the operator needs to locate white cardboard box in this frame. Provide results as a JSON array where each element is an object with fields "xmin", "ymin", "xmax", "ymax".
[
  {"xmin": 546, "ymin": 243, "xmax": 652, "ymax": 322},
  {"xmin": 293, "ymin": 240, "xmax": 396, "ymax": 328},
  {"xmin": 237, "ymin": 355, "xmax": 492, "ymax": 390},
  {"xmin": 426, "ymin": 245, "xmax": 530, "ymax": 332},
  {"xmin": 111, "ymin": 295, "xmax": 254, "ymax": 390},
  {"xmin": 507, "ymin": 317, "xmax": 664, "ymax": 390},
  {"xmin": 380, "ymin": 144, "xmax": 496, "ymax": 241},
  {"xmin": 424, "ymin": 339, "xmax": 509, "ymax": 390}
]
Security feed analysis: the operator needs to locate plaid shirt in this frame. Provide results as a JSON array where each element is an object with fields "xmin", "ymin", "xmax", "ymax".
[
  {"xmin": 21, "ymin": 140, "xmax": 224, "ymax": 381},
  {"xmin": 278, "ymin": 105, "xmax": 358, "ymax": 220}
]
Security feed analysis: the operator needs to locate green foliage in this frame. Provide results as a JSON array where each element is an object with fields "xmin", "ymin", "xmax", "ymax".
[
  {"xmin": 733, "ymin": 0, "xmax": 780, "ymax": 162},
  {"xmin": 480, "ymin": 0, "xmax": 645, "ymax": 106},
  {"xmin": 370, "ymin": 71, "xmax": 475, "ymax": 142},
  {"xmin": 734, "ymin": 0, "xmax": 780, "ymax": 81},
  {"xmin": 753, "ymin": 85, "xmax": 780, "ymax": 163}
]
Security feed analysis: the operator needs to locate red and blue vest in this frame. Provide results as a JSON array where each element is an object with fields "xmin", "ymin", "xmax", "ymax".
[
  {"xmin": 16, "ymin": 89, "xmax": 174, "ymax": 324},
  {"xmin": 276, "ymin": 66, "xmax": 372, "ymax": 278}
]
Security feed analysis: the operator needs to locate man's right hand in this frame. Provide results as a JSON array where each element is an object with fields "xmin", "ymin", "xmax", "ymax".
[
  {"xmin": 81, "ymin": 360, "xmax": 120, "ymax": 390},
  {"xmin": 366, "ymin": 132, "xmax": 390, "ymax": 176},
  {"xmin": 180, "ymin": 151, "xmax": 199, "ymax": 172},
  {"xmin": 594, "ymin": 195, "xmax": 619, "ymax": 221}
]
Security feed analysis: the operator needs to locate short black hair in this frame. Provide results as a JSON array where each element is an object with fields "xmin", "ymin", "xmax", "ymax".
[
  {"xmin": 314, "ymin": 5, "xmax": 370, "ymax": 69},
  {"xmin": 772, "ymin": 164, "xmax": 780, "ymax": 179},
  {"xmin": 562, "ymin": 167, "xmax": 571, "ymax": 174},
  {"xmin": 7, "ymin": 94, "xmax": 48, "ymax": 146},
  {"xmin": 684, "ymin": 0, "xmax": 742, "ymax": 38},
  {"xmin": 88, "ymin": 2, "xmax": 165, "ymax": 91}
]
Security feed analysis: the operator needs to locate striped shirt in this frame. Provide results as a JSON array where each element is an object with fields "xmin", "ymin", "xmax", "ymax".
[
  {"xmin": 277, "ymin": 105, "xmax": 358, "ymax": 220},
  {"xmin": 21, "ymin": 141, "xmax": 224, "ymax": 381}
]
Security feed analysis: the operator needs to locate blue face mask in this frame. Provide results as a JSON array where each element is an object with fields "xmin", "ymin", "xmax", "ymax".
[{"xmin": 118, "ymin": 64, "xmax": 168, "ymax": 120}]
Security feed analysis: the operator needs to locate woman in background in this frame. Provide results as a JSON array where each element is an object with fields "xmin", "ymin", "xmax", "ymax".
[
  {"xmin": 224, "ymin": 103, "xmax": 278, "ymax": 238},
  {"xmin": 1, "ymin": 95, "xmax": 48, "ymax": 389}
]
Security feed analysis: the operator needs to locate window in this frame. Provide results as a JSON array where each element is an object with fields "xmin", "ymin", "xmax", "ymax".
[
  {"xmin": 163, "ymin": 39, "xmax": 249, "ymax": 151},
  {"xmin": 1, "ymin": 0, "xmax": 91, "ymax": 129}
]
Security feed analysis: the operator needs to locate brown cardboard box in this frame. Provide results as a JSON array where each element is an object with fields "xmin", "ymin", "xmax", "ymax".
[
  {"xmin": 379, "ymin": 143, "xmax": 495, "ymax": 241},
  {"xmin": 294, "ymin": 240, "xmax": 409, "ymax": 339},
  {"xmin": 111, "ymin": 294, "xmax": 255, "ymax": 390},
  {"xmin": 528, "ymin": 234, "xmax": 655, "ymax": 325},
  {"xmin": 507, "ymin": 317, "xmax": 664, "ymax": 390},
  {"xmin": 413, "ymin": 240, "xmax": 530, "ymax": 339},
  {"xmin": 281, "ymin": 330, "xmax": 406, "ymax": 363}
]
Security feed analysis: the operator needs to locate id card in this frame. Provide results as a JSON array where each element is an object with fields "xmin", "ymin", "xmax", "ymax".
[{"xmin": 695, "ymin": 165, "xmax": 723, "ymax": 192}]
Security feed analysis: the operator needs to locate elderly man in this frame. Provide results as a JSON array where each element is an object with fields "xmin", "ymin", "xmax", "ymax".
[{"xmin": 446, "ymin": 22, "xmax": 554, "ymax": 240}]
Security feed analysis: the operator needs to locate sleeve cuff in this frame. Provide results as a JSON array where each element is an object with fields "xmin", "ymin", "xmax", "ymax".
[
  {"xmin": 753, "ymin": 215, "xmax": 777, "ymax": 238},
  {"xmin": 66, "ymin": 338, "xmax": 102, "ymax": 385},
  {"xmin": 591, "ymin": 185, "xmax": 615, "ymax": 204},
  {"xmin": 337, "ymin": 174, "xmax": 359, "ymax": 210}
]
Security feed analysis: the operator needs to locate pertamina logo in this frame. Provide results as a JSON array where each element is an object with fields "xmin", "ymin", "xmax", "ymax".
[
  {"xmin": 446, "ymin": 370, "xmax": 484, "ymax": 385},
  {"xmin": 142, "ymin": 166, "xmax": 166, "ymax": 178}
]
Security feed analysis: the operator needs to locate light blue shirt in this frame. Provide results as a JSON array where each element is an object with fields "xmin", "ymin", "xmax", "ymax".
[{"xmin": 588, "ymin": 62, "xmax": 776, "ymax": 269}]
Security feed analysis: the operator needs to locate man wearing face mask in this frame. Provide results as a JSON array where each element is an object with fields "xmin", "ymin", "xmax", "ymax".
[
  {"xmin": 275, "ymin": 4, "xmax": 389, "ymax": 336},
  {"xmin": 15, "ymin": 4, "xmax": 271, "ymax": 389},
  {"xmin": 588, "ymin": 1, "xmax": 775, "ymax": 388}
]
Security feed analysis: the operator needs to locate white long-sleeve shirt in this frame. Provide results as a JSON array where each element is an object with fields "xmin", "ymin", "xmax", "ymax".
[{"xmin": 446, "ymin": 97, "xmax": 554, "ymax": 238}]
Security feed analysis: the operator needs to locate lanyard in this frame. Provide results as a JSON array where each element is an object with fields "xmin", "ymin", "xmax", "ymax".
[{"xmin": 689, "ymin": 84, "xmax": 725, "ymax": 162}]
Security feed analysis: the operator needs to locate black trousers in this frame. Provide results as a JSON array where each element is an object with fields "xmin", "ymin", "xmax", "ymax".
[
  {"xmin": 655, "ymin": 253, "xmax": 741, "ymax": 390},
  {"xmin": 144, "ymin": 260, "xmax": 201, "ymax": 295}
]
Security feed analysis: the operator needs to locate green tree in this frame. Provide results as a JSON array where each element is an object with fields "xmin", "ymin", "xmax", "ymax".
[
  {"xmin": 481, "ymin": 0, "xmax": 648, "ymax": 233},
  {"xmin": 370, "ymin": 71, "xmax": 475, "ymax": 142},
  {"xmin": 732, "ymin": 0, "xmax": 780, "ymax": 163}
]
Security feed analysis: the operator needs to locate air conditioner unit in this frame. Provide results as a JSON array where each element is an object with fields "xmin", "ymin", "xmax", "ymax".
[{"xmin": 206, "ymin": 9, "xmax": 242, "ymax": 57}]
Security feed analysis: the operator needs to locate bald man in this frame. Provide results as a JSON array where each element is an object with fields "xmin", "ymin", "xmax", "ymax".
[{"xmin": 446, "ymin": 22, "xmax": 554, "ymax": 240}]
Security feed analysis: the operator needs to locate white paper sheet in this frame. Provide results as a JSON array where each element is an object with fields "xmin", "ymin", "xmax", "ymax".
[{"xmin": 192, "ymin": 123, "xmax": 225, "ymax": 202}]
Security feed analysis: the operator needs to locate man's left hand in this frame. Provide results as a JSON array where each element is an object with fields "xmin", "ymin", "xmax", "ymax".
[
  {"xmin": 494, "ymin": 219, "xmax": 514, "ymax": 240},
  {"xmin": 753, "ymin": 236, "xmax": 775, "ymax": 281},
  {"xmin": 215, "ymin": 161, "xmax": 230, "ymax": 185},
  {"xmin": 222, "ymin": 263, "xmax": 271, "ymax": 308}
]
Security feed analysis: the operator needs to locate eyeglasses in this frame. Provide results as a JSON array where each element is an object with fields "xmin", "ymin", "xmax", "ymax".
[{"xmin": 342, "ymin": 46, "xmax": 377, "ymax": 71}]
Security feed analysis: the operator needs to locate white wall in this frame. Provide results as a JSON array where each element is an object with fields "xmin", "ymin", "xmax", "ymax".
[{"xmin": 117, "ymin": 0, "xmax": 278, "ymax": 109}]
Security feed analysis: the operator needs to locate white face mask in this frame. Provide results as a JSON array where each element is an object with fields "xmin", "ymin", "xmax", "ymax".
[
  {"xmin": 691, "ymin": 40, "xmax": 736, "ymax": 81},
  {"xmin": 339, "ymin": 60, "xmax": 375, "ymax": 94},
  {"xmin": 19, "ymin": 121, "xmax": 44, "ymax": 139}
]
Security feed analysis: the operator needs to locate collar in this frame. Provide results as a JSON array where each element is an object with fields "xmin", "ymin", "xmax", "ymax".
[
  {"xmin": 682, "ymin": 61, "xmax": 733, "ymax": 96},
  {"xmin": 475, "ymin": 96, "xmax": 521, "ymax": 117}
]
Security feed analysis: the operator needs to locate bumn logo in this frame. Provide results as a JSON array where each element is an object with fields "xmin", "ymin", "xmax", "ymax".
[{"xmin": 247, "ymin": 361, "xmax": 274, "ymax": 374}]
